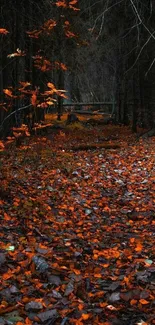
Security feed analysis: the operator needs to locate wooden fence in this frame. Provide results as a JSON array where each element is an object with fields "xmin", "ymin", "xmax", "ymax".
[{"xmin": 51, "ymin": 101, "xmax": 116, "ymax": 115}]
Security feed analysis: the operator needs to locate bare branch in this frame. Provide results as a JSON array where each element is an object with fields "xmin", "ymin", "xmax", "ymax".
[
  {"xmin": 91, "ymin": 0, "xmax": 125, "ymax": 36},
  {"xmin": 124, "ymin": 0, "xmax": 155, "ymax": 74},
  {"xmin": 0, "ymin": 104, "xmax": 31, "ymax": 130},
  {"xmin": 145, "ymin": 57, "xmax": 155, "ymax": 77},
  {"xmin": 129, "ymin": 0, "xmax": 155, "ymax": 41},
  {"xmin": 125, "ymin": 31, "xmax": 155, "ymax": 74}
]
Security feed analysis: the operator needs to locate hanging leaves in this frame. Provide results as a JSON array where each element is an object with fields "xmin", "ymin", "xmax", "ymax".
[
  {"xmin": 65, "ymin": 30, "xmax": 77, "ymax": 38},
  {"xmin": 31, "ymin": 90, "xmax": 37, "ymax": 107},
  {"xmin": 27, "ymin": 19, "xmax": 56, "ymax": 39},
  {"xmin": 3, "ymin": 89, "xmax": 13, "ymax": 97},
  {"xmin": 0, "ymin": 28, "xmax": 9, "ymax": 34},
  {"xmin": 7, "ymin": 48, "xmax": 26, "ymax": 58},
  {"xmin": 3, "ymin": 88, "xmax": 18, "ymax": 99},
  {"xmin": 42, "ymin": 19, "xmax": 57, "ymax": 32},
  {"xmin": 55, "ymin": 1, "xmax": 67, "ymax": 8},
  {"xmin": 55, "ymin": 0, "xmax": 79, "ymax": 10},
  {"xmin": 54, "ymin": 61, "xmax": 67, "ymax": 71},
  {"xmin": 26, "ymin": 29, "xmax": 42, "ymax": 39},
  {"xmin": 69, "ymin": 0, "xmax": 79, "ymax": 11}
]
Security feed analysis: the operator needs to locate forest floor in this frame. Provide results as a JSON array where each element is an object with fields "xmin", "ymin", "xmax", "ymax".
[{"xmin": 0, "ymin": 115, "xmax": 155, "ymax": 325}]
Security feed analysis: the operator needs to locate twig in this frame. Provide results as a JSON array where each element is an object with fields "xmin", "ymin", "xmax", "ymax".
[
  {"xmin": 145, "ymin": 57, "xmax": 155, "ymax": 77},
  {"xmin": 0, "ymin": 104, "xmax": 32, "ymax": 130}
]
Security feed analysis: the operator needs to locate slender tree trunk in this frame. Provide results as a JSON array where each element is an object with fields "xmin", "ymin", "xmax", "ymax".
[
  {"xmin": 57, "ymin": 70, "xmax": 64, "ymax": 120},
  {"xmin": 132, "ymin": 72, "xmax": 138, "ymax": 133}
]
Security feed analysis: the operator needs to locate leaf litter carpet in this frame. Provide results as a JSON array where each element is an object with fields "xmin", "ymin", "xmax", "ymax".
[{"xmin": 0, "ymin": 126, "xmax": 154, "ymax": 325}]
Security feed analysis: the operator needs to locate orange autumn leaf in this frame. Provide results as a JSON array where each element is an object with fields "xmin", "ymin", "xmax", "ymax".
[
  {"xmin": 81, "ymin": 313, "xmax": 90, "ymax": 320},
  {"xmin": 60, "ymin": 63, "xmax": 67, "ymax": 71},
  {"xmin": 64, "ymin": 20, "xmax": 70, "ymax": 26},
  {"xmin": 123, "ymin": 276, "xmax": 130, "ymax": 285},
  {"xmin": 135, "ymin": 242, "xmax": 143, "ymax": 252},
  {"xmin": 25, "ymin": 318, "xmax": 33, "ymax": 325},
  {"xmin": 93, "ymin": 248, "xmax": 120, "ymax": 259},
  {"xmin": 94, "ymin": 273, "xmax": 102, "ymax": 278},
  {"xmin": 43, "ymin": 19, "xmax": 56, "ymax": 31},
  {"xmin": 31, "ymin": 91, "xmax": 37, "ymax": 107},
  {"xmin": 94, "ymin": 291, "xmax": 104, "ymax": 298},
  {"xmin": 0, "ymin": 28, "xmax": 9, "ymax": 34},
  {"xmin": 70, "ymin": 320, "xmax": 83, "ymax": 325},
  {"xmin": 3, "ymin": 89, "xmax": 13, "ymax": 97},
  {"xmin": 22, "ymin": 297, "xmax": 30, "ymax": 303},
  {"xmin": 73, "ymin": 268, "xmax": 81, "ymax": 275},
  {"xmin": 47, "ymin": 82, "xmax": 57, "ymax": 92},
  {"xmin": 4, "ymin": 212, "xmax": 11, "ymax": 220},
  {"xmin": 7, "ymin": 49, "xmax": 26, "ymax": 58},
  {"xmin": 130, "ymin": 299, "xmax": 137, "ymax": 305},
  {"xmin": 26, "ymin": 29, "xmax": 42, "ymax": 38},
  {"xmin": 99, "ymin": 302, "xmax": 108, "ymax": 308},
  {"xmin": 77, "ymin": 221, "xmax": 83, "ymax": 226},
  {"xmin": 78, "ymin": 303, "xmax": 84, "ymax": 311},
  {"xmin": 69, "ymin": 0, "xmax": 78, "ymax": 4},
  {"xmin": 19, "ymin": 81, "xmax": 31, "ymax": 88},
  {"xmin": 56, "ymin": 1, "xmax": 67, "ymax": 8},
  {"xmin": 0, "ymin": 141, "xmax": 5, "ymax": 150},
  {"xmin": 3, "ymin": 272, "xmax": 13, "ymax": 280},
  {"xmin": 139, "ymin": 299, "xmax": 149, "ymax": 305},
  {"xmin": 65, "ymin": 30, "xmax": 76, "ymax": 38}
]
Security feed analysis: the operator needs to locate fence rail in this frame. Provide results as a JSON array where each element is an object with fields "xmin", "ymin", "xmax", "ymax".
[
  {"xmin": 48, "ymin": 101, "xmax": 155, "ymax": 115},
  {"xmin": 62, "ymin": 102, "xmax": 115, "ymax": 106},
  {"xmin": 60, "ymin": 101, "xmax": 116, "ymax": 115},
  {"xmin": 62, "ymin": 101, "xmax": 155, "ymax": 106}
]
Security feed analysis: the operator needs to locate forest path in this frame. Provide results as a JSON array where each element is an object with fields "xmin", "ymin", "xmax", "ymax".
[{"xmin": 0, "ymin": 126, "xmax": 154, "ymax": 324}]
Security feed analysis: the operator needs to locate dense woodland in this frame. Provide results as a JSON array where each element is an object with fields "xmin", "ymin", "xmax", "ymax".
[
  {"xmin": 0, "ymin": 0, "xmax": 155, "ymax": 137},
  {"xmin": 0, "ymin": 2, "xmax": 155, "ymax": 325}
]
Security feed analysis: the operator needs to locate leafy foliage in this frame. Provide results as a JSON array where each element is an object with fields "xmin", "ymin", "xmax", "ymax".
[{"xmin": 0, "ymin": 0, "xmax": 80, "ymax": 136}]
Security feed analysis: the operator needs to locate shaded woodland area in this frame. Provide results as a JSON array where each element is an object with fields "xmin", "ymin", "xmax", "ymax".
[
  {"xmin": 0, "ymin": 1, "xmax": 155, "ymax": 325},
  {"xmin": 0, "ymin": 0, "xmax": 155, "ymax": 137}
]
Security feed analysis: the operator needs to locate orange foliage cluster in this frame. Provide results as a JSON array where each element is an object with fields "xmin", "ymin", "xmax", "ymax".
[
  {"xmin": 0, "ymin": 28, "xmax": 9, "ymax": 34},
  {"xmin": 56, "ymin": 0, "xmax": 79, "ymax": 11}
]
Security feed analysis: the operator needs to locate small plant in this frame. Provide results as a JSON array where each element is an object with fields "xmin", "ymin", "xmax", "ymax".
[{"xmin": 66, "ymin": 122, "xmax": 85, "ymax": 130}]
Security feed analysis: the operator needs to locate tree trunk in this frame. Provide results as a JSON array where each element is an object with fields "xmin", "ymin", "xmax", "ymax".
[{"xmin": 132, "ymin": 73, "xmax": 138, "ymax": 133}]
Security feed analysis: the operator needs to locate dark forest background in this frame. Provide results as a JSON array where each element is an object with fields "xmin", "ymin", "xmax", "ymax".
[{"xmin": 0, "ymin": 0, "xmax": 155, "ymax": 136}]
